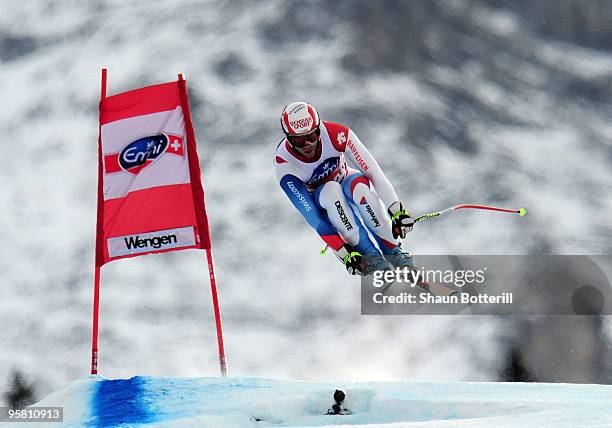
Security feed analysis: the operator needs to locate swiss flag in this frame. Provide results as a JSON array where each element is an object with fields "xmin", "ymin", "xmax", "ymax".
[{"xmin": 167, "ymin": 134, "xmax": 184, "ymax": 157}]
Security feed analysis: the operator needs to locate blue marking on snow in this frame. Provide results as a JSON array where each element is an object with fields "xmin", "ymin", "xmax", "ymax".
[{"xmin": 89, "ymin": 376, "xmax": 155, "ymax": 427}]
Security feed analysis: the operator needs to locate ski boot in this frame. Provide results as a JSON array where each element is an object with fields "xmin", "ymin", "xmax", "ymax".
[
  {"xmin": 384, "ymin": 244, "xmax": 415, "ymax": 270},
  {"xmin": 361, "ymin": 254, "xmax": 392, "ymax": 275},
  {"xmin": 357, "ymin": 242, "xmax": 393, "ymax": 276}
]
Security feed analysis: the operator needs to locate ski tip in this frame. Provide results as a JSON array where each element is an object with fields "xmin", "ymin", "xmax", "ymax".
[
  {"xmin": 320, "ymin": 246, "xmax": 328, "ymax": 255},
  {"xmin": 518, "ymin": 207, "xmax": 527, "ymax": 217}
]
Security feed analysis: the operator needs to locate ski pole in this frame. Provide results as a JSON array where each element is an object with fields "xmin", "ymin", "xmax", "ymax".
[
  {"xmin": 413, "ymin": 204, "xmax": 527, "ymax": 223},
  {"xmin": 319, "ymin": 204, "xmax": 526, "ymax": 255}
]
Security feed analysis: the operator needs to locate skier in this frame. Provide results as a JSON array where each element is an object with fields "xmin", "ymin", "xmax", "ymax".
[{"xmin": 274, "ymin": 101, "xmax": 415, "ymax": 275}]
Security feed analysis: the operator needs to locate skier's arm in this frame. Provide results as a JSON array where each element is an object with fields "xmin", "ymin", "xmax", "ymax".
[
  {"xmin": 274, "ymin": 163, "xmax": 345, "ymax": 252},
  {"xmin": 344, "ymin": 129, "xmax": 399, "ymax": 210}
]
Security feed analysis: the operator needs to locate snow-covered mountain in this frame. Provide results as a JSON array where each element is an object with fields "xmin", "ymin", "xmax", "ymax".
[{"xmin": 1, "ymin": 0, "xmax": 611, "ymax": 401}]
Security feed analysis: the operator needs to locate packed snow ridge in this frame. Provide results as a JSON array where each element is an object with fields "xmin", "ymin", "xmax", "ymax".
[{"xmin": 27, "ymin": 375, "xmax": 612, "ymax": 427}]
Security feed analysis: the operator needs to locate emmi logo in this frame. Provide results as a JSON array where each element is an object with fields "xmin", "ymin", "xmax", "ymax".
[{"xmin": 124, "ymin": 234, "xmax": 177, "ymax": 250}]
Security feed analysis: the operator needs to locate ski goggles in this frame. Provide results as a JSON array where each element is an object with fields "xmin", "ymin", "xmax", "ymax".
[{"xmin": 287, "ymin": 128, "xmax": 320, "ymax": 148}]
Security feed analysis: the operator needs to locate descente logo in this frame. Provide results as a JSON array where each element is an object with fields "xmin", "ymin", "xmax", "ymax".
[
  {"xmin": 124, "ymin": 234, "xmax": 178, "ymax": 250},
  {"xmin": 335, "ymin": 200, "xmax": 353, "ymax": 231}
]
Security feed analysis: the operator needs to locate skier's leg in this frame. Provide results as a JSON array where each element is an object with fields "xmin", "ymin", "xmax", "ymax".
[
  {"xmin": 342, "ymin": 172, "xmax": 398, "ymax": 253},
  {"xmin": 343, "ymin": 172, "xmax": 414, "ymax": 268},
  {"xmin": 314, "ymin": 181, "xmax": 381, "ymax": 257}
]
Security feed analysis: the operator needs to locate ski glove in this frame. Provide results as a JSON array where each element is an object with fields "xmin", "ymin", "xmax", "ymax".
[
  {"xmin": 388, "ymin": 201, "xmax": 414, "ymax": 239},
  {"xmin": 336, "ymin": 245, "xmax": 364, "ymax": 275}
]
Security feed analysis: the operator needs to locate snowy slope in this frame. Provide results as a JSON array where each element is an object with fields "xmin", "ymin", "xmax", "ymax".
[
  {"xmin": 1, "ymin": 0, "xmax": 611, "ymax": 399},
  {"xmin": 19, "ymin": 376, "xmax": 612, "ymax": 428}
]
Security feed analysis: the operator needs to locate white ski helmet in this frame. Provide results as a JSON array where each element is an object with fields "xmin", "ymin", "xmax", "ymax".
[{"xmin": 280, "ymin": 102, "xmax": 320, "ymax": 136}]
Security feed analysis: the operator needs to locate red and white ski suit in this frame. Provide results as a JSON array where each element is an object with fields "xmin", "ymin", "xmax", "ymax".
[{"xmin": 274, "ymin": 121, "xmax": 401, "ymax": 255}]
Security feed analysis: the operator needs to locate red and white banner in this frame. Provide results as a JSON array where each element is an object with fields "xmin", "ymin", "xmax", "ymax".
[{"xmin": 95, "ymin": 78, "xmax": 211, "ymax": 266}]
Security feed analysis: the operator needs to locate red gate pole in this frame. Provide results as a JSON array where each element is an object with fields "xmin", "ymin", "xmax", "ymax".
[
  {"xmin": 91, "ymin": 266, "xmax": 101, "ymax": 374},
  {"xmin": 177, "ymin": 73, "xmax": 228, "ymax": 377},
  {"xmin": 205, "ymin": 247, "xmax": 227, "ymax": 377},
  {"xmin": 91, "ymin": 68, "xmax": 107, "ymax": 375}
]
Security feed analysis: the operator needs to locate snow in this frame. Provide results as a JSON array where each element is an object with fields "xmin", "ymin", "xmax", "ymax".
[
  {"xmin": 17, "ymin": 375, "xmax": 611, "ymax": 427},
  {"xmin": 1, "ymin": 0, "xmax": 612, "ymax": 399}
]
